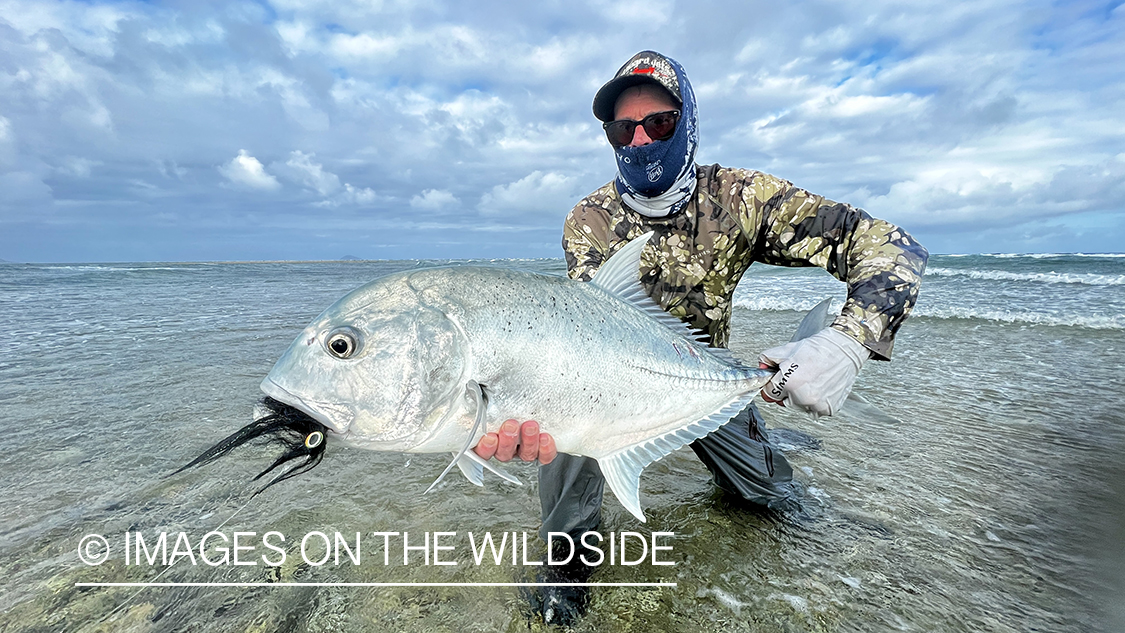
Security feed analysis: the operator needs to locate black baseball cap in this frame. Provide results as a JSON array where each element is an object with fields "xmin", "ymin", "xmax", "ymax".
[{"xmin": 592, "ymin": 51, "xmax": 683, "ymax": 123}]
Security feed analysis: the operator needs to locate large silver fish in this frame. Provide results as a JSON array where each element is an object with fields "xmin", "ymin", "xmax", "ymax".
[{"xmin": 247, "ymin": 233, "xmax": 775, "ymax": 522}]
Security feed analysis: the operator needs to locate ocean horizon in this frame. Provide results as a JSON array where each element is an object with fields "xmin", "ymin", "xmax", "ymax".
[{"xmin": 3, "ymin": 250, "xmax": 1124, "ymax": 265}]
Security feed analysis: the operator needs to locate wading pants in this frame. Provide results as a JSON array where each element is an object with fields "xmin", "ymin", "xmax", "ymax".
[{"xmin": 538, "ymin": 403, "xmax": 793, "ymax": 544}]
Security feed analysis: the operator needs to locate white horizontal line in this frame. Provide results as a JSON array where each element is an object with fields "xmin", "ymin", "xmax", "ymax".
[{"xmin": 76, "ymin": 582, "xmax": 676, "ymax": 588}]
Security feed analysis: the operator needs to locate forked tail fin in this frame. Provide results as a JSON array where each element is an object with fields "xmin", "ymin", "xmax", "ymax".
[{"xmin": 790, "ymin": 298, "xmax": 900, "ymax": 422}]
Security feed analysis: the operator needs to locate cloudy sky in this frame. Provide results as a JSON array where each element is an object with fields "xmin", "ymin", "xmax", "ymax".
[{"xmin": 1, "ymin": 0, "xmax": 1122, "ymax": 261}]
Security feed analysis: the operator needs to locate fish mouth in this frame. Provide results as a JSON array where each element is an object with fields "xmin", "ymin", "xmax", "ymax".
[{"xmin": 260, "ymin": 376, "xmax": 355, "ymax": 435}]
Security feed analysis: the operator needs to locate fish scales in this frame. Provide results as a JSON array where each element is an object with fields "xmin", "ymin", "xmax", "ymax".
[{"xmin": 405, "ymin": 265, "xmax": 760, "ymax": 456}]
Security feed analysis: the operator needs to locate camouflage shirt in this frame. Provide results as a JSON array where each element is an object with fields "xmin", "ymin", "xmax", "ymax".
[{"xmin": 561, "ymin": 164, "xmax": 928, "ymax": 360}]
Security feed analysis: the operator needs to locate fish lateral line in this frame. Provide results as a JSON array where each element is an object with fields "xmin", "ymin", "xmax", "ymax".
[{"xmin": 623, "ymin": 362, "xmax": 775, "ymax": 386}]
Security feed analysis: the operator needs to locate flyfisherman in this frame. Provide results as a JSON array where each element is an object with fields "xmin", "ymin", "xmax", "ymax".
[{"xmin": 474, "ymin": 51, "xmax": 928, "ymax": 624}]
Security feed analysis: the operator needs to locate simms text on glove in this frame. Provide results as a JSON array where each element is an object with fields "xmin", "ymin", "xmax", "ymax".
[{"xmin": 758, "ymin": 327, "xmax": 871, "ymax": 417}]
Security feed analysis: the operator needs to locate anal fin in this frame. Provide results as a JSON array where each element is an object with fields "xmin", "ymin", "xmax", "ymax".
[{"xmin": 598, "ymin": 393, "xmax": 757, "ymax": 522}]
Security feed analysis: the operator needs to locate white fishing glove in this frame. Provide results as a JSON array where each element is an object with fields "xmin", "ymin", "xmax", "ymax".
[{"xmin": 758, "ymin": 327, "xmax": 871, "ymax": 417}]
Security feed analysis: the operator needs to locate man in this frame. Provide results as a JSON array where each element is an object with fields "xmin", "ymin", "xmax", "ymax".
[{"xmin": 475, "ymin": 51, "xmax": 928, "ymax": 623}]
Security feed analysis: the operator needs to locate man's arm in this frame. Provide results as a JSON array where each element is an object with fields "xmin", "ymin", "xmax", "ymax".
[
  {"xmin": 736, "ymin": 171, "xmax": 928, "ymax": 360},
  {"xmin": 727, "ymin": 170, "xmax": 927, "ymax": 414},
  {"xmin": 561, "ymin": 185, "xmax": 617, "ymax": 281}
]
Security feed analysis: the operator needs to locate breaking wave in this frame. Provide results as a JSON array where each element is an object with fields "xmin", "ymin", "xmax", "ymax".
[
  {"xmin": 925, "ymin": 267, "xmax": 1125, "ymax": 286},
  {"xmin": 733, "ymin": 296, "xmax": 1123, "ymax": 330},
  {"xmin": 733, "ymin": 296, "xmax": 842, "ymax": 313},
  {"xmin": 944, "ymin": 253, "xmax": 1125, "ymax": 259},
  {"xmin": 39, "ymin": 265, "xmax": 193, "ymax": 272},
  {"xmin": 911, "ymin": 307, "xmax": 1124, "ymax": 330}
]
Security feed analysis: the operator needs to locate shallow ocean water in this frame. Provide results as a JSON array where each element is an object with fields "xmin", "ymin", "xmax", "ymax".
[{"xmin": 0, "ymin": 255, "xmax": 1122, "ymax": 632}]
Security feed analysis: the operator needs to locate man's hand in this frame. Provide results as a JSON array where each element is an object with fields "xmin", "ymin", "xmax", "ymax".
[
  {"xmin": 758, "ymin": 327, "xmax": 870, "ymax": 417},
  {"xmin": 472, "ymin": 419, "xmax": 557, "ymax": 465}
]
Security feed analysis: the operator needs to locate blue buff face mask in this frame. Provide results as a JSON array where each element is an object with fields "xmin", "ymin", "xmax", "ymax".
[{"xmin": 613, "ymin": 56, "xmax": 698, "ymax": 214}]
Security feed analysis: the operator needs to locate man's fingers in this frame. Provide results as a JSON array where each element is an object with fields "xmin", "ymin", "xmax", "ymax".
[
  {"xmin": 518, "ymin": 420, "xmax": 540, "ymax": 462},
  {"xmin": 473, "ymin": 420, "xmax": 557, "ymax": 465},
  {"xmin": 473, "ymin": 433, "xmax": 498, "ymax": 459},
  {"xmin": 538, "ymin": 433, "xmax": 557, "ymax": 465},
  {"xmin": 495, "ymin": 419, "xmax": 520, "ymax": 462},
  {"xmin": 760, "ymin": 388, "xmax": 785, "ymax": 406}
]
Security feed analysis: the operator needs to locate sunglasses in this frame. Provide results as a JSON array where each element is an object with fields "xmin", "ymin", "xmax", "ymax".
[{"xmin": 602, "ymin": 110, "xmax": 680, "ymax": 147}]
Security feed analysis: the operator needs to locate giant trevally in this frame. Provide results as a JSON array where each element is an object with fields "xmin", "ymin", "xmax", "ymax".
[{"xmin": 179, "ymin": 233, "xmax": 778, "ymax": 522}]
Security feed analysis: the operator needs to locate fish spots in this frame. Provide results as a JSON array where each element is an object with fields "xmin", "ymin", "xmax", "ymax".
[{"xmin": 671, "ymin": 340, "xmax": 701, "ymax": 362}]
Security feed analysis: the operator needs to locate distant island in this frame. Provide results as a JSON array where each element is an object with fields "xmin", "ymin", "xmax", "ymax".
[{"xmin": 339, "ymin": 255, "xmax": 362, "ymax": 261}]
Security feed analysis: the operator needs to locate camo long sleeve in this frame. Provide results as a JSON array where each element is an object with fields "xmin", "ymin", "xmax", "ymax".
[{"xmin": 561, "ymin": 164, "xmax": 928, "ymax": 359}]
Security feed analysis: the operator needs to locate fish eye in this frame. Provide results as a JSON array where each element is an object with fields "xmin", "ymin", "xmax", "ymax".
[{"xmin": 325, "ymin": 327, "xmax": 362, "ymax": 359}]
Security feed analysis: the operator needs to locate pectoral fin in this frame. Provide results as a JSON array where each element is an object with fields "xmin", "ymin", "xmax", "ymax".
[
  {"xmin": 461, "ymin": 449, "xmax": 522, "ymax": 486},
  {"xmin": 455, "ymin": 453, "xmax": 485, "ymax": 486},
  {"xmin": 425, "ymin": 380, "xmax": 522, "ymax": 494},
  {"xmin": 425, "ymin": 380, "xmax": 486, "ymax": 494}
]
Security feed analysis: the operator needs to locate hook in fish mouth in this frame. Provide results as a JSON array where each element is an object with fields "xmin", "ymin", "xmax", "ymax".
[{"xmin": 173, "ymin": 396, "xmax": 329, "ymax": 496}]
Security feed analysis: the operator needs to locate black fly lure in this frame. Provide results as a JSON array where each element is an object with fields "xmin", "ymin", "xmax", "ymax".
[{"xmin": 173, "ymin": 397, "xmax": 330, "ymax": 496}]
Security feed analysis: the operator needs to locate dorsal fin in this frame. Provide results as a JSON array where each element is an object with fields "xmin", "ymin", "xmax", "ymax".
[
  {"xmin": 589, "ymin": 231, "xmax": 653, "ymax": 296},
  {"xmin": 590, "ymin": 232, "xmax": 700, "ymax": 336}
]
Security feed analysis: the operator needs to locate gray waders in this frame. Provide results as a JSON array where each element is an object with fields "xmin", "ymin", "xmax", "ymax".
[{"xmin": 529, "ymin": 403, "xmax": 793, "ymax": 623}]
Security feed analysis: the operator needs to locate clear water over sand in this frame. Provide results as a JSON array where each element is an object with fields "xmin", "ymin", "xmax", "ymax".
[{"xmin": 1, "ymin": 255, "xmax": 1122, "ymax": 632}]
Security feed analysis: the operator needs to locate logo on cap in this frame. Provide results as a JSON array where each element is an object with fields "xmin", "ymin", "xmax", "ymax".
[{"xmin": 619, "ymin": 54, "xmax": 679, "ymax": 97}]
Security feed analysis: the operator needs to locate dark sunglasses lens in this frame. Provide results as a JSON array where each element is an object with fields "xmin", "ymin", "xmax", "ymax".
[
  {"xmin": 605, "ymin": 121, "xmax": 636, "ymax": 147},
  {"xmin": 604, "ymin": 111, "xmax": 679, "ymax": 146},
  {"xmin": 644, "ymin": 112, "xmax": 678, "ymax": 140}
]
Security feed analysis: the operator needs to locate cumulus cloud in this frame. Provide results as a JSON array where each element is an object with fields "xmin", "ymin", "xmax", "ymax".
[
  {"xmin": 280, "ymin": 150, "xmax": 341, "ymax": 196},
  {"xmin": 851, "ymin": 152, "xmax": 1125, "ymax": 236},
  {"xmin": 218, "ymin": 150, "xmax": 281, "ymax": 191},
  {"xmin": 1, "ymin": 0, "xmax": 1123, "ymax": 260},
  {"xmin": 319, "ymin": 183, "xmax": 378, "ymax": 207},
  {"xmin": 478, "ymin": 171, "xmax": 581, "ymax": 216},
  {"xmin": 411, "ymin": 189, "xmax": 459, "ymax": 210},
  {"xmin": 56, "ymin": 156, "xmax": 99, "ymax": 178},
  {"xmin": 0, "ymin": 171, "xmax": 53, "ymax": 205},
  {"xmin": 0, "ymin": 116, "xmax": 14, "ymax": 167},
  {"xmin": 274, "ymin": 151, "xmax": 377, "ymax": 206}
]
